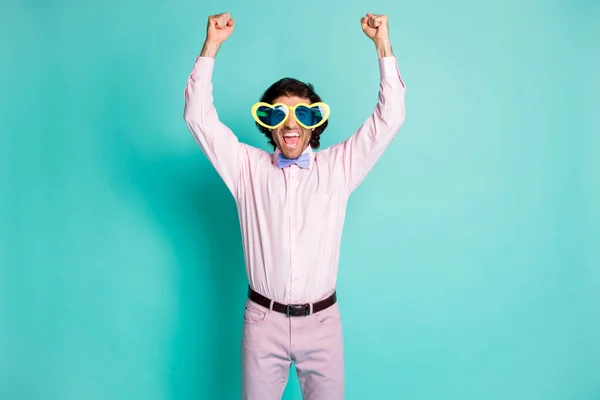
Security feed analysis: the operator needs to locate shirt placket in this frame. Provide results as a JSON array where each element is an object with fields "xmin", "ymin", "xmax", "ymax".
[{"xmin": 288, "ymin": 166, "xmax": 298, "ymax": 304}]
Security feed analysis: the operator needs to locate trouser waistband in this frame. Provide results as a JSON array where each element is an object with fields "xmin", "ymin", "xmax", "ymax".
[{"xmin": 247, "ymin": 286, "xmax": 337, "ymax": 317}]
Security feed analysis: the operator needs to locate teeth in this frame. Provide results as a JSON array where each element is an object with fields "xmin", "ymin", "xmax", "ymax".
[{"xmin": 283, "ymin": 132, "xmax": 300, "ymax": 137}]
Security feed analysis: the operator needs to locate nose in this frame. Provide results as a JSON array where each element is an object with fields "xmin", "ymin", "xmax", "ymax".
[{"xmin": 283, "ymin": 108, "xmax": 298, "ymax": 129}]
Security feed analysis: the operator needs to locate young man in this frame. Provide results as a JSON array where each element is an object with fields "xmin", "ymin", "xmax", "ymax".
[{"xmin": 183, "ymin": 12, "xmax": 406, "ymax": 400}]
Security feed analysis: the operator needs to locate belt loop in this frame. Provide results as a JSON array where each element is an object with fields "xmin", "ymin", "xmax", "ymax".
[
  {"xmin": 269, "ymin": 300, "xmax": 274, "ymax": 310},
  {"xmin": 310, "ymin": 303, "xmax": 314, "ymax": 314}
]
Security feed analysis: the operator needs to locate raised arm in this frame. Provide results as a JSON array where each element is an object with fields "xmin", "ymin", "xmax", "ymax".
[
  {"xmin": 183, "ymin": 13, "xmax": 242, "ymax": 196},
  {"xmin": 339, "ymin": 13, "xmax": 406, "ymax": 194}
]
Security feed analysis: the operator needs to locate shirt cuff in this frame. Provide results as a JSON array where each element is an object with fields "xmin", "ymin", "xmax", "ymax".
[
  {"xmin": 379, "ymin": 56, "xmax": 406, "ymax": 89},
  {"xmin": 192, "ymin": 55, "xmax": 215, "ymax": 77}
]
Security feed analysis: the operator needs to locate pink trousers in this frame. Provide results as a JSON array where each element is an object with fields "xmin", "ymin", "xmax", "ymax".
[{"xmin": 241, "ymin": 297, "xmax": 345, "ymax": 399}]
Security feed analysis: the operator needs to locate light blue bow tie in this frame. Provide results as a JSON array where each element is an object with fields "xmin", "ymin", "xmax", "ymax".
[{"xmin": 277, "ymin": 152, "xmax": 310, "ymax": 169}]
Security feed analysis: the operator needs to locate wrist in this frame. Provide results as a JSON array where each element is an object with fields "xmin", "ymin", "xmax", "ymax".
[
  {"xmin": 374, "ymin": 38, "xmax": 393, "ymax": 57},
  {"xmin": 201, "ymin": 40, "xmax": 222, "ymax": 58}
]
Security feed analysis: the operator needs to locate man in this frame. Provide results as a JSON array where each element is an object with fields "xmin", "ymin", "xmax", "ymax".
[{"xmin": 183, "ymin": 11, "xmax": 406, "ymax": 400}]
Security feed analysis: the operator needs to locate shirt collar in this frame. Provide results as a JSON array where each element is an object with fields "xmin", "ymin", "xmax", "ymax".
[{"xmin": 272, "ymin": 146, "xmax": 315, "ymax": 170}]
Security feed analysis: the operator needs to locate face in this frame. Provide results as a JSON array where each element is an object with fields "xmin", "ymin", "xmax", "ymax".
[{"xmin": 270, "ymin": 95, "xmax": 313, "ymax": 159}]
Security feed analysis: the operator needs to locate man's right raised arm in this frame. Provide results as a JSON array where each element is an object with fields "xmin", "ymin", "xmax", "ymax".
[{"xmin": 183, "ymin": 13, "xmax": 241, "ymax": 195}]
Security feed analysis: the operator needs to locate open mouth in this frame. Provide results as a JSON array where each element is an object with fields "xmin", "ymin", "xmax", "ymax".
[{"xmin": 282, "ymin": 132, "xmax": 300, "ymax": 148}]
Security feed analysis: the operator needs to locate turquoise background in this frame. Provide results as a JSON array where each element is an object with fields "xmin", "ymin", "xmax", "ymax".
[{"xmin": 1, "ymin": 0, "xmax": 599, "ymax": 399}]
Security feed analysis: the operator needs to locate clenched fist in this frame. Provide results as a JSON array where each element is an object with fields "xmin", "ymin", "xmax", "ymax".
[
  {"xmin": 207, "ymin": 12, "xmax": 235, "ymax": 43},
  {"xmin": 361, "ymin": 13, "xmax": 389, "ymax": 42},
  {"xmin": 201, "ymin": 13, "xmax": 235, "ymax": 58},
  {"xmin": 360, "ymin": 13, "xmax": 393, "ymax": 57}
]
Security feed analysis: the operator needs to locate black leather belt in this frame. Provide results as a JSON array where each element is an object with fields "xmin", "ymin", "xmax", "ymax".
[{"xmin": 248, "ymin": 286, "xmax": 337, "ymax": 317}]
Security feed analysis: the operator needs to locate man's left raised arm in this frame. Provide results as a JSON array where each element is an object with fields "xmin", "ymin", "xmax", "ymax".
[{"xmin": 339, "ymin": 13, "xmax": 406, "ymax": 194}]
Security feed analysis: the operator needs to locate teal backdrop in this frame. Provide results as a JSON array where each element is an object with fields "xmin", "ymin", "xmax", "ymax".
[{"xmin": 1, "ymin": 0, "xmax": 599, "ymax": 399}]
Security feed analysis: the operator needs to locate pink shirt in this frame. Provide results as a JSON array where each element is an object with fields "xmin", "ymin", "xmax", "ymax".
[{"xmin": 184, "ymin": 56, "xmax": 406, "ymax": 304}]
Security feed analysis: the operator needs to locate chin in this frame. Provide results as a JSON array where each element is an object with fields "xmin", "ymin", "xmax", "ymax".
[
  {"xmin": 277, "ymin": 142, "xmax": 303, "ymax": 159},
  {"xmin": 281, "ymin": 149, "xmax": 299, "ymax": 159}
]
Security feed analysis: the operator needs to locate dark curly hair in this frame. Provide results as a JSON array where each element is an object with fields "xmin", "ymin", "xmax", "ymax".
[{"xmin": 256, "ymin": 78, "xmax": 328, "ymax": 150}]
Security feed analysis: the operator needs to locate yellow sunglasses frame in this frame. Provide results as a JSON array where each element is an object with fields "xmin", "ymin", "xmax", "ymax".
[{"xmin": 251, "ymin": 102, "xmax": 330, "ymax": 130}]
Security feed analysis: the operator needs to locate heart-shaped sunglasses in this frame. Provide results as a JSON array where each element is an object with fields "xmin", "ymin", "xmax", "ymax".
[{"xmin": 251, "ymin": 102, "xmax": 330, "ymax": 130}]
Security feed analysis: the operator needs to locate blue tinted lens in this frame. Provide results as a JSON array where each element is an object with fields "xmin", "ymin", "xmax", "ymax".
[
  {"xmin": 295, "ymin": 105, "xmax": 324, "ymax": 127},
  {"xmin": 257, "ymin": 105, "xmax": 287, "ymax": 127}
]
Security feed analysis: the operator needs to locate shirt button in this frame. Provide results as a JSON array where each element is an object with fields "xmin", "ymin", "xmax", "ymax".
[{"xmin": 292, "ymin": 221, "xmax": 297, "ymax": 228}]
